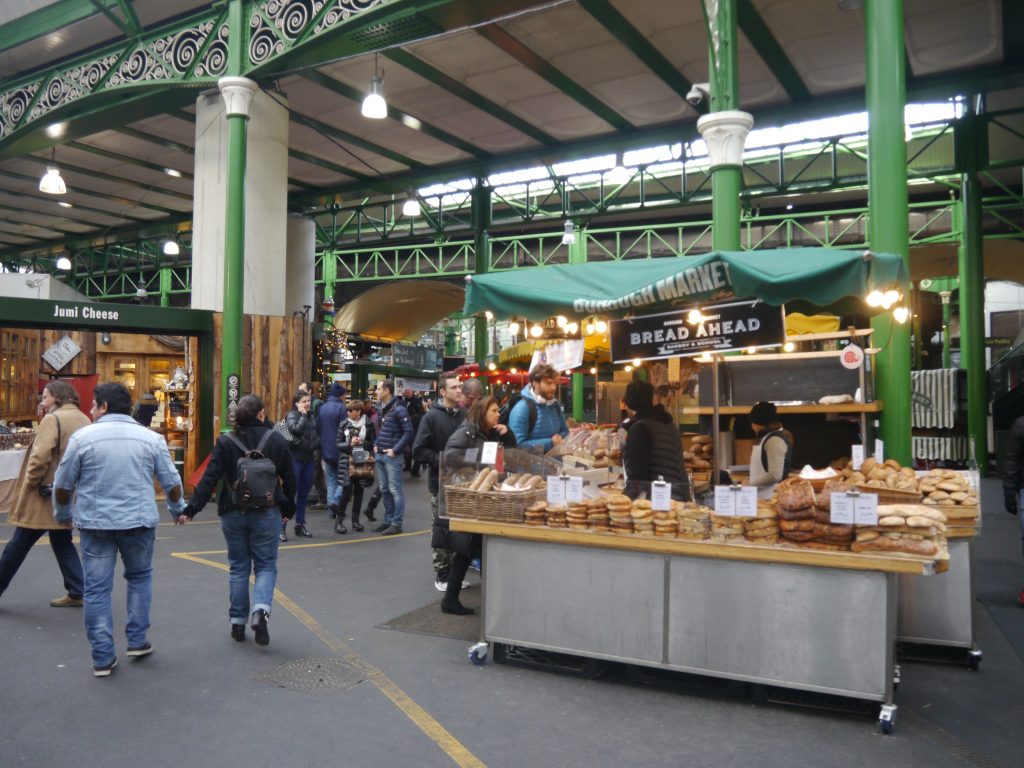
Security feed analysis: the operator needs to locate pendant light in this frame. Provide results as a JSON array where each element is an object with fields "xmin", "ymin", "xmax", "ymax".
[
  {"xmin": 39, "ymin": 148, "xmax": 66, "ymax": 195},
  {"xmin": 561, "ymin": 220, "xmax": 576, "ymax": 245},
  {"xmin": 401, "ymin": 193, "xmax": 421, "ymax": 217},
  {"xmin": 361, "ymin": 53, "xmax": 387, "ymax": 119},
  {"xmin": 162, "ymin": 239, "xmax": 180, "ymax": 256}
]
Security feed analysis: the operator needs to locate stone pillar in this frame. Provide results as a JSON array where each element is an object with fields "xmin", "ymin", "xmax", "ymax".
[{"xmin": 285, "ymin": 215, "xmax": 316, "ymax": 316}]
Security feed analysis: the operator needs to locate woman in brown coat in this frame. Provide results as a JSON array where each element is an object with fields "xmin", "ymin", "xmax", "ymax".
[{"xmin": 0, "ymin": 381, "xmax": 91, "ymax": 607}]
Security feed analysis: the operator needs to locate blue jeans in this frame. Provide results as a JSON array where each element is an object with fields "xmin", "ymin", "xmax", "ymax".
[
  {"xmin": 0, "ymin": 526, "xmax": 83, "ymax": 599},
  {"xmin": 322, "ymin": 459, "xmax": 342, "ymax": 509},
  {"xmin": 221, "ymin": 507, "xmax": 281, "ymax": 623},
  {"xmin": 375, "ymin": 453, "xmax": 405, "ymax": 527},
  {"xmin": 292, "ymin": 460, "xmax": 316, "ymax": 525},
  {"xmin": 79, "ymin": 527, "xmax": 155, "ymax": 666}
]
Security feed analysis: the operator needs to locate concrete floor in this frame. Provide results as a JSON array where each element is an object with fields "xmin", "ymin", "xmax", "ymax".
[{"xmin": 1, "ymin": 474, "xmax": 1021, "ymax": 768}]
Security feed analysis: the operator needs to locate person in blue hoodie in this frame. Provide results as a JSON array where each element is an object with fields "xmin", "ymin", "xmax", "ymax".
[
  {"xmin": 316, "ymin": 382, "xmax": 348, "ymax": 527},
  {"xmin": 509, "ymin": 363, "xmax": 569, "ymax": 452}
]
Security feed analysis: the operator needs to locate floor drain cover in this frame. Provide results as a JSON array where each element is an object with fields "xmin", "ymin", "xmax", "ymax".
[{"xmin": 255, "ymin": 656, "xmax": 366, "ymax": 693}]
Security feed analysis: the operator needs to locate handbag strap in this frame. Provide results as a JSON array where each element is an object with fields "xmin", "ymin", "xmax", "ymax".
[{"xmin": 51, "ymin": 413, "xmax": 62, "ymax": 461}]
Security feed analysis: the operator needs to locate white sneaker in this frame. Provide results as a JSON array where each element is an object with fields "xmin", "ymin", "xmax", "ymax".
[
  {"xmin": 434, "ymin": 578, "xmax": 448, "ymax": 592},
  {"xmin": 461, "ymin": 580, "xmax": 471, "ymax": 589}
]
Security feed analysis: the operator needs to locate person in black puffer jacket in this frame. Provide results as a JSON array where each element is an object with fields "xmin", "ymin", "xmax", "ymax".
[
  {"xmin": 284, "ymin": 388, "xmax": 319, "ymax": 540},
  {"xmin": 335, "ymin": 399, "xmax": 377, "ymax": 534},
  {"xmin": 1003, "ymin": 414, "xmax": 1024, "ymax": 606},
  {"xmin": 437, "ymin": 396, "xmax": 516, "ymax": 615},
  {"xmin": 180, "ymin": 394, "xmax": 297, "ymax": 645},
  {"xmin": 622, "ymin": 380, "xmax": 691, "ymax": 502}
]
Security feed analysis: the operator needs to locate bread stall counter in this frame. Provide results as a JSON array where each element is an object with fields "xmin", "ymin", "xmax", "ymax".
[{"xmin": 446, "ymin": 470, "xmax": 948, "ymax": 733}]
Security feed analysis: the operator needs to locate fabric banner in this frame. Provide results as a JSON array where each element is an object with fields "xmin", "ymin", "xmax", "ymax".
[
  {"xmin": 609, "ymin": 300, "xmax": 785, "ymax": 362},
  {"xmin": 529, "ymin": 338, "xmax": 585, "ymax": 372}
]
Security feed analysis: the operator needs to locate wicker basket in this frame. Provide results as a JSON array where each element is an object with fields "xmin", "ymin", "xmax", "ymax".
[
  {"xmin": 855, "ymin": 484, "xmax": 922, "ymax": 504},
  {"xmin": 444, "ymin": 484, "xmax": 545, "ymax": 524}
]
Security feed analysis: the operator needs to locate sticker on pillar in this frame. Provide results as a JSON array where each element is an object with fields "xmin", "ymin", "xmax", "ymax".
[
  {"xmin": 227, "ymin": 373, "xmax": 240, "ymax": 424},
  {"xmin": 839, "ymin": 344, "xmax": 864, "ymax": 370}
]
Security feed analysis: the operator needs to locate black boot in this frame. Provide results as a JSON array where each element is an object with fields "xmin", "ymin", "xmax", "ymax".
[
  {"xmin": 350, "ymin": 507, "xmax": 364, "ymax": 532},
  {"xmin": 334, "ymin": 517, "xmax": 348, "ymax": 534},
  {"xmin": 327, "ymin": 503, "xmax": 338, "ymax": 519},
  {"xmin": 363, "ymin": 500, "xmax": 378, "ymax": 522},
  {"xmin": 441, "ymin": 554, "xmax": 474, "ymax": 615}
]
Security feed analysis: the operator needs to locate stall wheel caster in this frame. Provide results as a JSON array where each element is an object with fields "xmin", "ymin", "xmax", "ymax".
[
  {"xmin": 468, "ymin": 642, "xmax": 489, "ymax": 666},
  {"xmin": 892, "ymin": 664, "xmax": 901, "ymax": 690},
  {"xmin": 967, "ymin": 649, "xmax": 982, "ymax": 671},
  {"xmin": 878, "ymin": 704, "xmax": 897, "ymax": 735}
]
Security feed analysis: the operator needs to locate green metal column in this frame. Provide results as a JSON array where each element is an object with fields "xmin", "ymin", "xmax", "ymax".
[
  {"xmin": 217, "ymin": 1, "xmax": 256, "ymax": 431},
  {"xmin": 706, "ymin": 0, "xmax": 742, "ymax": 252},
  {"xmin": 159, "ymin": 266, "xmax": 172, "ymax": 307},
  {"xmin": 941, "ymin": 292, "xmax": 953, "ymax": 368},
  {"xmin": 957, "ymin": 103, "xmax": 987, "ymax": 469},
  {"xmin": 472, "ymin": 183, "xmax": 491, "ymax": 369},
  {"xmin": 568, "ymin": 220, "xmax": 587, "ymax": 421},
  {"xmin": 911, "ymin": 282, "xmax": 922, "ymax": 369},
  {"xmin": 866, "ymin": 0, "xmax": 911, "ymax": 464}
]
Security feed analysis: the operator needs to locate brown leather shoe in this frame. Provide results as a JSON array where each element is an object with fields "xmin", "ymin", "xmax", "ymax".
[{"xmin": 50, "ymin": 595, "xmax": 84, "ymax": 607}]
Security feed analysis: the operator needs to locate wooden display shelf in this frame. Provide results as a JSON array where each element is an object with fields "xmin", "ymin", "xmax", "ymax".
[
  {"xmin": 683, "ymin": 401, "xmax": 883, "ymax": 416},
  {"xmin": 450, "ymin": 517, "xmax": 946, "ymax": 575}
]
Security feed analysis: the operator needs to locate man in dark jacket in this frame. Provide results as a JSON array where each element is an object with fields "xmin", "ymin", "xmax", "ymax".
[
  {"xmin": 1003, "ymin": 414, "xmax": 1024, "ymax": 605},
  {"xmin": 402, "ymin": 388, "xmax": 425, "ymax": 477},
  {"xmin": 622, "ymin": 379, "xmax": 690, "ymax": 502},
  {"xmin": 372, "ymin": 380, "xmax": 413, "ymax": 535},
  {"xmin": 317, "ymin": 383, "xmax": 348, "ymax": 524},
  {"xmin": 412, "ymin": 373, "xmax": 465, "ymax": 591}
]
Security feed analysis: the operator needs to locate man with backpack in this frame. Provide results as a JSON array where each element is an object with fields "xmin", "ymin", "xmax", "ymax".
[
  {"xmin": 507, "ymin": 363, "xmax": 569, "ymax": 452},
  {"xmin": 179, "ymin": 394, "xmax": 297, "ymax": 647},
  {"xmin": 53, "ymin": 382, "xmax": 187, "ymax": 677}
]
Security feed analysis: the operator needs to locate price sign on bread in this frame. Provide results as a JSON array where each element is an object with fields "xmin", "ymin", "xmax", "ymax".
[
  {"xmin": 650, "ymin": 482, "xmax": 672, "ymax": 511},
  {"xmin": 853, "ymin": 493, "xmax": 879, "ymax": 525},
  {"xmin": 714, "ymin": 485, "xmax": 736, "ymax": 516},
  {"xmin": 830, "ymin": 493, "xmax": 854, "ymax": 524},
  {"xmin": 547, "ymin": 476, "xmax": 566, "ymax": 505}
]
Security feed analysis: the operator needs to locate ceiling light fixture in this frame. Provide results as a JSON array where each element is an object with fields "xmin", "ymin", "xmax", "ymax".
[
  {"xmin": 164, "ymin": 167, "xmax": 183, "ymax": 178},
  {"xmin": 509, "ymin": 321, "xmax": 520, "ymax": 335},
  {"xmin": 402, "ymin": 193, "xmax": 421, "ymax": 217},
  {"xmin": 561, "ymin": 220, "xmax": 576, "ymax": 245},
  {"xmin": 607, "ymin": 153, "xmax": 631, "ymax": 185},
  {"xmin": 39, "ymin": 148, "xmax": 66, "ymax": 195},
  {"xmin": 530, "ymin": 323, "xmax": 543, "ymax": 338},
  {"xmin": 55, "ymin": 255, "xmax": 72, "ymax": 271},
  {"xmin": 162, "ymin": 239, "xmax": 180, "ymax": 256},
  {"xmin": 595, "ymin": 319, "xmax": 608, "ymax": 334},
  {"xmin": 893, "ymin": 306, "xmax": 910, "ymax": 324},
  {"xmin": 361, "ymin": 53, "xmax": 387, "ymax": 119},
  {"xmin": 58, "ymin": 201, "xmax": 73, "ymax": 208}
]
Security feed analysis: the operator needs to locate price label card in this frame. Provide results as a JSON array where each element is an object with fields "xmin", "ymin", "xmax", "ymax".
[
  {"xmin": 854, "ymin": 493, "xmax": 879, "ymax": 526},
  {"xmin": 714, "ymin": 485, "xmax": 736, "ymax": 516},
  {"xmin": 546, "ymin": 476, "xmax": 566, "ymax": 505},
  {"xmin": 734, "ymin": 487, "xmax": 759, "ymax": 517},
  {"xmin": 851, "ymin": 445, "xmax": 864, "ymax": 471},
  {"xmin": 566, "ymin": 476, "xmax": 584, "ymax": 503},
  {"xmin": 830, "ymin": 493, "xmax": 855, "ymax": 524},
  {"xmin": 651, "ymin": 482, "xmax": 672, "ymax": 511},
  {"xmin": 874, "ymin": 439, "xmax": 884, "ymax": 463},
  {"xmin": 480, "ymin": 442, "xmax": 499, "ymax": 465}
]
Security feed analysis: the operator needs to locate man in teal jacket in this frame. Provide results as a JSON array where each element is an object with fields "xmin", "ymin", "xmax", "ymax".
[{"xmin": 509, "ymin": 363, "xmax": 569, "ymax": 452}]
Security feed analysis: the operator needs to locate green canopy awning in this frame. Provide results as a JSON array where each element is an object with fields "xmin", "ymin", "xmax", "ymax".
[{"xmin": 464, "ymin": 248, "xmax": 908, "ymax": 321}]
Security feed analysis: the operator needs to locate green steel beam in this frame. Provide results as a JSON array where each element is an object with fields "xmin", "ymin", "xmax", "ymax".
[
  {"xmin": 288, "ymin": 147, "xmax": 375, "ymax": 183},
  {"xmin": 384, "ymin": 49, "xmax": 558, "ymax": 147},
  {"xmin": 299, "ymin": 70, "xmax": 491, "ymax": 160},
  {"xmin": 86, "ymin": 0, "xmax": 131, "ymax": 36},
  {"xmin": 476, "ymin": 25, "xmax": 633, "ymax": 132},
  {"xmin": 735, "ymin": 0, "xmax": 811, "ymax": 102},
  {"xmin": 0, "ymin": 0, "xmax": 121, "ymax": 55},
  {"xmin": 68, "ymin": 140, "xmax": 193, "ymax": 180},
  {"xmin": 114, "ymin": 0, "xmax": 142, "ymax": 37},
  {"xmin": 577, "ymin": 0, "xmax": 702, "ymax": 107}
]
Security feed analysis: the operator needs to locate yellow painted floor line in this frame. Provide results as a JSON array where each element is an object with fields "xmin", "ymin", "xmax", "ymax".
[
  {"xmin": 171, "ymin": 551, "xmax": 487, "ymax": 768},
  {"xmin": 180, "ymin": 528, "xmax": 427, "ymax": 556}
]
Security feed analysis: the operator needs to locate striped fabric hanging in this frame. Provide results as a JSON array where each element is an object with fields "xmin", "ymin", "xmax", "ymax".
[{"xmin": 911, "ymin": 369, "xmax": 957, "ymax": 429}]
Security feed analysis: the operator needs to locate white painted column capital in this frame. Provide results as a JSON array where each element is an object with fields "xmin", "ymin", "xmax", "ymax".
[
  {"xmin": 218, "ymin": 76, "xmax": 258, "ymax": 118},
  {"xmin": 697, "ymin": 110, "xmax": 754, "ymax": 169}
]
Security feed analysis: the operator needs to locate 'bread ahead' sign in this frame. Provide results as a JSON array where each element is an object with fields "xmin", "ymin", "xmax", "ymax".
[{"xmin": 609, "ymin": 299, "xmax": 785, "ymax": 362}]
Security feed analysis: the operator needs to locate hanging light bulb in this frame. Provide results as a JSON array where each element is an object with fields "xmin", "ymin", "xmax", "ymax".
[
  {"xmin": 881, "ymin": 289, "xmax": 901, "ymax": 309},
  {"xmin": 485, "ymin": 311, "xmax": 494, "ymax": 321},
  {"xmin": 865, "ymin": 290, "xmax": 884, "ymax": 307},
  {"xmin": 509, "ymin": 321, "xmax": 520, "ymax": 335},
  {"xmin": 585, "ymin": 321, "xmax": 595, "ymax": 335},
  {"xmin": 162, "ymin": 239, "xmax": 180, "ymax": 256},
  {"xmin": 566, "ymin": 322, "xmax": 578, "ymax": 335},
  {"xmin": 561, "ymin": 220, "xmax": 576, "ymax": 245},
  {"xmin": 893, "ymin": 306, "xmax": 910, "ymax": 324},
  {"xmin": 589, "ymin": 367, "xmax": 597, "ymax": 375},
  {"xmin": 687, "ymin": 308, "xmax": 703, "ymax": 324},
  {"xmin": 401, "ymin": 194, "xmax": 421, "ymax": 217},
  {"xmin": 595, "ymin": 319, "xmax": 608, "ymax": 334},
  {"xmin": 510, "ymin": 367, "xmax": 518, "ymax": 375},
  {"xmin": 487, "ymin": 362, "xmax": 497, "ymax": 371},
  {"xmin": 361, "ymin": 54, "xmax": 387, "ymax": 119},
  {"xmin": 607, "ymin": 155, "xmax": 631, "ymax": 185},
  {"xmin": 632, "ymin": 358, "xmax": 642, "ymax": 367},
  {"xmin": 39, "ymin": 148, "xmax": 66, "ymax": 195},
  {"xmin": 624, "ymin": 365, "xmax": 633, "ymax": 373},
  {"xmin": 556, "ymin": 315, "xmax": 567, "ymax": 328},
  {"xmin": 530, "ymin": 323, "xmax": 543, "ymax": 338},
  {"xmin": 783, "ymin": 341, "xmax": 796, "ymax": 352},
  {"xmin": 55, "ymin": 255, "xmax": 72, "ymax": 271}
]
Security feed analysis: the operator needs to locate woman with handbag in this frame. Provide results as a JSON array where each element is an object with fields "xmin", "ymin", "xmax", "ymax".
[
  {"xmin": 0, "ymin": 381, "xmax": 91, "ymax": 607},
  {"xmin": 437, "ymin": 396, "xmax": 516, "ymax": 615},
  {"xmin": 282, "ymin": 389, "xmax": 319, "ymax": 541},
  {"xmin": 336, "ymin": 400, "xmax": 376, "ymax": 533}
]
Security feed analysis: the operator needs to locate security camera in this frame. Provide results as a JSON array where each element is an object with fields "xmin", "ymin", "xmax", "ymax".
[{"xmin": 687, "ymin": 83, "xmax": 710, "ymax": 107}]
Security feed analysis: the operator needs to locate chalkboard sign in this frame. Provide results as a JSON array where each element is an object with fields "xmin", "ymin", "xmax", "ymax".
[{"xmin": 698, "ymin": 355, "xmax": 866, "ymax": 407}]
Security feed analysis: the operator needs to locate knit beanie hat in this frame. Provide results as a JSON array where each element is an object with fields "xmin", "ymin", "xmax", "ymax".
[{"xmin": 623, "ymin": 379, "xmax": 653, "ymax": 411}]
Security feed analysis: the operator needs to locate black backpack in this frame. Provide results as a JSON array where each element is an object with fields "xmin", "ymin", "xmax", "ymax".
[
  {"xmin": 499, "ymin": 393, "xmax": 538, "ymax": 434},
  {"xmin": 225, "ymin": 431, "xmax": 278, "ymax": 510}
]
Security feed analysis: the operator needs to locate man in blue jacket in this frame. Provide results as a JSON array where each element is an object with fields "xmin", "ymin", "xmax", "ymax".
[
  {"xmin": 317, "ymin": 383, "xmax": 348, "ymax": 528},
  {"xmin": 510, "ymin": 363, "xmax": 569, "ymax": 452},
  {"xmin": 372, "ymin": 380, "xmax": 413, "ymax": 535}
]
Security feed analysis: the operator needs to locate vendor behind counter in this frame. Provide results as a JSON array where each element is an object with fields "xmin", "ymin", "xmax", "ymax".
[
  {"xmin": 747, "ymin": 401, "xmax": 793, "ymax": 499},
  {"xmin": 622, "ymin": 380, "xmax": 691, "ymax": 501}
]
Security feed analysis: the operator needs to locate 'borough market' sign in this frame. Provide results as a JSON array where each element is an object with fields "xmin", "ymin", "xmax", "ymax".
[
  {"xmin": 572, "ymin": 258, "xmax": 733, "ymax": 315},
  {"xmin": 610, "ymin": 300, "xmax": 785, "ymax": 362}
]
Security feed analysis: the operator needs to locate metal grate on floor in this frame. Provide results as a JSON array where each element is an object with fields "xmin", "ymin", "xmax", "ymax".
[{"xmin": 254, "ymin": 656, "xmax": 367, "ymax": 694}]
